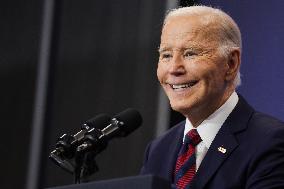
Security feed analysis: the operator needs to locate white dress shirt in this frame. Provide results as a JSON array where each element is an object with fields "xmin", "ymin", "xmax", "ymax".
[{"xmin": 183, "ymin": 92, "xmax": 239, "ymax": 170}]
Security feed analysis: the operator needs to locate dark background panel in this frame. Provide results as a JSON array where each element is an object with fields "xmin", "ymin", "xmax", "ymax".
[
  {"xmin": 40, "ymin": 0, "xmax": 166, "ymax": 188},
  {"xmin": 0, "ymin": 1, "xmax": 42, "ymax": 189}
]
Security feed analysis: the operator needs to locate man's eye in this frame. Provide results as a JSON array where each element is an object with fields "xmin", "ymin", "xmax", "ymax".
[
  {"xmin": 184, "ymin": 51, "xmax": 197, "ymax": 57},
  {"xmin": 160, "ymin": 53, "xmax": 172, "ymax": 59}
]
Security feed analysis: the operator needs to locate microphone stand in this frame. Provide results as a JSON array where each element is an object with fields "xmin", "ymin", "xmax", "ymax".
[
  {"xmin": 49, "ymin": 143, "xmax": 100, "ymax": 184},
  {"xmin": 49, "ymin": 128, "xmax": 106, "ymax": 184},
  {"xmin": 74, "ymin": 150, "xmax": 99, "ymax": 184},
  {"xmin": 74, "ymin": 151, "xmax": 84, "ymax": 184}
]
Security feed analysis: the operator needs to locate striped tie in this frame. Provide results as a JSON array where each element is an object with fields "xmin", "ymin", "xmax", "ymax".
[{"xmin": 174, "ymin": 129, "xmax": 202, "ymax": 189}]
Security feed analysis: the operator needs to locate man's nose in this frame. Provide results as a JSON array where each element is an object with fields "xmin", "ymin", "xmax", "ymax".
[{"xmin": 168, "ymin": 55, "xmax": 186, "ymax": 76}]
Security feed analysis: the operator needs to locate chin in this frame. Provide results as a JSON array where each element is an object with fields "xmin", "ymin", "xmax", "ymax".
[{"xmin": 169, "ymin": 101, "xmax": 192, "ymax": 115}]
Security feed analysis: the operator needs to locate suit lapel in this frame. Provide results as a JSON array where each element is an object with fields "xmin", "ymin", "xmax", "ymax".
[
  {"xmin": 193, "ymin": 124, "xmax": 238, "ymax": 189},
  {"xmin": 192, "ymin": 96, "xmax": 254, "ymax": 189},
  {"xmin": 161, "ymin": 122, "xmax": 184, "ymax": 180}
]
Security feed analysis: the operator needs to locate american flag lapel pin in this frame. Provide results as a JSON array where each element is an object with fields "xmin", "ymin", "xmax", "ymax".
[{"xmin": 218, "ymin": 146, "xmax": 227, "ymax": 154}]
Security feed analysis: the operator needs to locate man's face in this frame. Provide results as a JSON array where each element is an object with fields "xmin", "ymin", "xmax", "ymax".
[{"xmin": 157, "ymin": 15, "xmax": 232, "ymax": 125}]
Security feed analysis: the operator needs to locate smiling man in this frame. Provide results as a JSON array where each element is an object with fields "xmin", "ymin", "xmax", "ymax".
[{"xmin": 140, "ymin": 6, "xmax": 284, "ymax": 189}]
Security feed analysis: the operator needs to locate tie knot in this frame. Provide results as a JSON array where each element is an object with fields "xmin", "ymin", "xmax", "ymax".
[{"xmin": 185, "ymin": 129, "xmax": 202, "ymax": 146}]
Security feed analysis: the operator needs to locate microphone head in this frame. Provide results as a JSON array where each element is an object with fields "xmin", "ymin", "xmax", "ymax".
[
  {"xmin": 114, "ymin": 108, "xmax": 143, "ymax": 136},
  {"xmin": 84, "ymin": 114, "xmax": 111, "ymax": 130}
]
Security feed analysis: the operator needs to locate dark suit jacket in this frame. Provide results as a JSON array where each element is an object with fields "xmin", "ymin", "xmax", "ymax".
[{"xmin": 140, "ymin": 97, "xmax": 284, "ymax": 189}]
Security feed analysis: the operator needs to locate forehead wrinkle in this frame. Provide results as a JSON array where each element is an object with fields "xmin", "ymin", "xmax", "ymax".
[
  {"xmin": 163, "ymin": 26, "xmax": 218, "ymax": 47},
  {"xmin": 160, "ymin": 32, "xmax": 201, "ymax": 49},
  {"xmin": 159, "ymin": 36, "xmax": 212, "ymax": 54}
]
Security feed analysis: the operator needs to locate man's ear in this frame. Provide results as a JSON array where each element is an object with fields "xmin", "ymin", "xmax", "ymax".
[{"xmin": 225, "ymin": 49, "xmax": 241, "ymax": 82}]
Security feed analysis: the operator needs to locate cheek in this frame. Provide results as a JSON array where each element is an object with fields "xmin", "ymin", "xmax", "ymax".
[
  {"xmin": 156, "ymin": 63, "xmax": 164, "ymax": 82},
  {"xmin": 202, "ymin": 68, "xmax": 227, "ymax": 91},
  {"xmin": 194, "ymin": 57, "xmax": 226, "ymax": 78}
]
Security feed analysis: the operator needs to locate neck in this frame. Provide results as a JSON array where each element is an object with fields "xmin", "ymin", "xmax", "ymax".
[{"xmin": 186, "ymin": 89, "xmax": 235, "ymax": 127}]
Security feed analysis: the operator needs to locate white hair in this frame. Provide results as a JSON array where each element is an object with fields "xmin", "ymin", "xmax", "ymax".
[{"xmin": 164, "ymin": 6, "xmax": 242, "ymax": 87}]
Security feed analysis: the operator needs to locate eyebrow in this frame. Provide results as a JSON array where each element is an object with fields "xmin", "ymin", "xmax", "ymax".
[
  {"xmin": 158, "ymin": 46, "xmax": 202, "ymax": 54},
  {"xmin": 158, "ymin": 46, "xmax": 171, "ymax": 53}
]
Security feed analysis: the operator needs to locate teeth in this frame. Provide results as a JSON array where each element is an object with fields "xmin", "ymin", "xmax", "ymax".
[
  {"xmin": 172, "ymin": 84, "xmax": 191, "ymax": 89},
  {"xmin": 170, "ymin": 81, "xmax": 197, "ymax": 90}
]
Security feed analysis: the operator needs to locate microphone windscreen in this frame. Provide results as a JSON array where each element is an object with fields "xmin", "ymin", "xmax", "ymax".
[
  {"xmin": 85, "ymin": 114, "xmax": 111, "ymax": 130},
  {"xmin": 114, "ymin": 108, "xmax": 143, "ymax": 136}
]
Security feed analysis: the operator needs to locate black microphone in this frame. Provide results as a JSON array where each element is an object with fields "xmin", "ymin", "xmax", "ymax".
[
  {"xmin": 49, "ymin": 114, "xmax": 111, "ymax": 173},
  {"xmin": 77, "ymin": 108, "xmax": 143, "ymax": 153}
]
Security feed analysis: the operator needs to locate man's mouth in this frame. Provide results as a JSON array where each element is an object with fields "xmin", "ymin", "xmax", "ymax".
[{"xmin": 169, "ymin": 81, "xmax": 198, "ymax": 90}]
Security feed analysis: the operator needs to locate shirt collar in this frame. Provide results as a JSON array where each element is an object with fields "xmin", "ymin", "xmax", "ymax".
[{"xmin": 184, "ymin": 92, "xmax": 239, "ymax": 149}]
